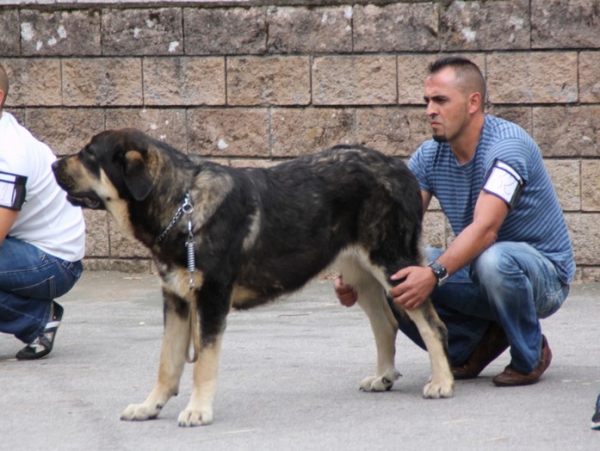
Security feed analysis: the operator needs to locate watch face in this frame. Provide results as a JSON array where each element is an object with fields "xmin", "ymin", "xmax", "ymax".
[{"xmin": 429, "ymin": 262, "xmax": 448, "ymax": 285}]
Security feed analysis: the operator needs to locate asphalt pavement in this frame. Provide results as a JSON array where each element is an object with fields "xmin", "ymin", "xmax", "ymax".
[{"xmin": 1, "ymin": 271, "xmax": 599, "ymax": 451}]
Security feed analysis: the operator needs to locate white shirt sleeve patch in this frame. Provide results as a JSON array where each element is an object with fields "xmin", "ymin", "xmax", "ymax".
[{"xmin": 483, "ymin": 160, "xmax": 524, "ymax": 208}]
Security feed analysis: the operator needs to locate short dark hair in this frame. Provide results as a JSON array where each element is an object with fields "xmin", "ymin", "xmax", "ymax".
[{"xmin": 428, "ymin": 56, "xmax": 486, "ymax": 106}]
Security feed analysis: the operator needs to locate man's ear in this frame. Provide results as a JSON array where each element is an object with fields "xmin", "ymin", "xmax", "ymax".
[
  {"xmin": 123, "ymin": 150, "xmax": 155, "ymax": 201},
  {"xmin": 468, "ymin": 91, "xmax": 483, "ymax": 114}
]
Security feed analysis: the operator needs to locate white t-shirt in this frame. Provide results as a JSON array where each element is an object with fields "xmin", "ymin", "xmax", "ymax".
[{"xmin": 0, "ymin": 112, "xmax": 85, "ymax": 262}]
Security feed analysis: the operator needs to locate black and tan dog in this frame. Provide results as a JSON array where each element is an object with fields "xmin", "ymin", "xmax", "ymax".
[{"xmin": 52, "ymin": 128, "xmax": 453, "ymax": 427}]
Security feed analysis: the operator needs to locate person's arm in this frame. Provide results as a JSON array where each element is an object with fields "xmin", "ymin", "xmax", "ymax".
[
  {"xmin": 389, "ymin": 190, "xmax": 509, "ymax": 310},
  {"xmin": 0, "ymin": 207, "xmax": 19, "ymax": 245}
]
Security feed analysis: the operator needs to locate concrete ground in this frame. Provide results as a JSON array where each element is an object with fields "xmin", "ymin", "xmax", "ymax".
[{"xmin": 1, "ymin": 271, "xmax": 599, "ymax": 451}]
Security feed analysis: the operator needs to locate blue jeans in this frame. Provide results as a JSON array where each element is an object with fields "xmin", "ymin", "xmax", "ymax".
[
  {"xmin": 0, "ymin": 237, "xmax": 83, "ymax": 343},
  {"xmin": 392, "ymin": 243, "xmax": 569, "ymax": 374}
]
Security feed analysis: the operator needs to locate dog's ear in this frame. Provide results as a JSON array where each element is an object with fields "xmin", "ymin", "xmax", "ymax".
[{"xmin": 123, "ymin": 150, "xmax": 156, "ymax": 201}]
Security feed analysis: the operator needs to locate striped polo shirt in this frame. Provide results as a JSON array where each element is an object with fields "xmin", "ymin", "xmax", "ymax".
[{"xmin": 409, "ymin": 114, "xmax": 575, "ymax": 284}]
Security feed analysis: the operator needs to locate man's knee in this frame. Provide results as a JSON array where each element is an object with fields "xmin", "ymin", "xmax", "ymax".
[{"xmin": 470, "ymin": 244, "xmax": 516, "ymax": 287}]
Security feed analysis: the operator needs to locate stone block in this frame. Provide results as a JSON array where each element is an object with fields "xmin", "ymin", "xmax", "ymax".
[
  {"xmin": 83, "ymin": 210, "xmax": 109, "ymax": 258},
  {"xmin": 440, "ymin": 0, "xmax": 530, "ymax": 50},
  {"xmin": 0, "ymin": 10, "xmax": 20, "ymax": 56},
  {"xmin": 184, "ymin": 7, "xmax": 266, "ymax": 55},
  {"xmin": 105, "ymin": 108, "xmax": 187, "ymax": 152},
  {"xmin": 266, "ymin": 6, "xmax": 352, "ymax": 53},
  {"xmin": 532, "ymin": 0, "xmax": 600, "ymax": 48},
  {"xmin": 1, "ymin": 59, "xmax": 61, "ymax": 106},
  {"xmin": 487, "ymin": 52, "xmax": 578, "ymax": 104},
  {"xmin": 62, "ymin": 58, "xmax": 143, "ymax": 106},
  {"xmin": 20, "ymin": 9, "xmax": 101, "ymax": 56},
  {"xmin": 102, "ymin": 8, "xmax": 183, "ymax": 55},
  {"xmin": 143, "ymin": 57, "xmax": 225, "ymax": 106},
  {"xmin": 187, "ymin": 108, "xmax": 269, "ymax": 158},
  {"xmin": 271, "ymin": 108, "xmax": 355, "ymax": 157},
  {"xmin": 533, "ymin": 106, "xmax": 600, "ymax": 157},
  {"xmin": 398, "ymin": 54, "xmax": 485, "ymax": 104},
  {"xmin": 229, "ymin": 159, "xmax": 279, "ymax": 169},
  {"xmin": 544, "ymin": 160, "xmax": 581, "ymax": 212},
  {"xmin": 356, "ymin": 107, "xmax": 428, "ymax": 156},
  {"xmin": 487, "ymin": 106, "xmax": 532, "ymax": 135},
  {"xmin": 25, "ymin": 108, "xmax": 105, "ymax": 156},
  {"xmin": 565, "ymin": 213, "xmax": 600, "ymax": 266},
  {"xmin": 579, "ymin": 52, "xmax": 600, "ymax": 103},
  {"xmin": 227, "ymin": 56, "xmax": 310, "ymax": 106},
  {"xmin": 354, "ymin": 3, "xmax": 439, "ymax": 52},
  {"xmin": 582, "ymin": 161, "xmax": 600, "ymax": 212},
  {"xmin": 422, "ymin": 211, "xmax": 447, "ymax": 250},
  {"xmin": 313, "ymin": 56, "xmax": 397, "ymax": 105}
]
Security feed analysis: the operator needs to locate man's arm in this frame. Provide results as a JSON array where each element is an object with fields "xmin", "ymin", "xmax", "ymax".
[
  {"xmin": 389, "ymin": 190, "xmax": 509, "ymax": 310},
  {"xmin": 0, "ymin": 207, "xmax": 19, "ymax": 245}
]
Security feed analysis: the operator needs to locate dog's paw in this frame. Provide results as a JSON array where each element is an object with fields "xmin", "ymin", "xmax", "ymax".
[
  {"xmin": 178, "ymin": 409, "xmax": 213, "ymax": 427},
  {"xmin": 120, "ymin": 403, "xmax": 162, "ymax": 421},
  {"xmin": 423, "ymin": 379, "xmax": 454, "ymax": 399},
  {"xmin": 359, "ymin": 370, "xmax": 400, "ymax": 392}
]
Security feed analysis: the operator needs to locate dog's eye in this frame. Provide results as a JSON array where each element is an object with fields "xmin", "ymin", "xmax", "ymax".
[{"xmin": 81, "ymin": 148, "xmax": 96, "ymax": 160}]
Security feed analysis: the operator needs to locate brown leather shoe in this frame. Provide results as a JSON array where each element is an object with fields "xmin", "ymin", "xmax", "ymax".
[
  {"xmin": 451, "ymin": 322, "xmax": 509, "ymax": 380},
  {"xmin": 492, "ymin": 335, "xmax": 552, "ymax": 387}
]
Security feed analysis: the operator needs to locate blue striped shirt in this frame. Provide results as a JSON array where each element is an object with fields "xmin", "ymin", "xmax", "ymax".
[{"xmin": 409, "ymin": 114, "xmax": 575, "ymax": 284}]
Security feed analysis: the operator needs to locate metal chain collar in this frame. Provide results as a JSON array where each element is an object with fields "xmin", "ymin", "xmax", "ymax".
[
  {"xmin": 155, "ymin": 191, "xmax": 193, "ymax": 244},
  {"xmin": 155, "ymin": 191, "xmax": 196, "ymax": 291}
]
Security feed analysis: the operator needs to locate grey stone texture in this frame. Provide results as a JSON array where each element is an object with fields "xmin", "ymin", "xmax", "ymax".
[
  {"xmin": 0, "ymin": 0, "xmax": 598, "ymax": 279},
  {"xmin": 353, "ymin": 3, "xmax": 439, "ymax": 52},
  {"xmin": 20, "ymin": 9, "xmax": 102, "ymax": 56},
  {"xmin": 267, "ymin": 6, "xmax": 352, "ymax": 53},
  {"xmin": 184, "ymin": 7, "xmax": 267, "ymax": 55},
  {"xmin": 101, "ymin": 8, "xmax": 183, "ymax": 55}
]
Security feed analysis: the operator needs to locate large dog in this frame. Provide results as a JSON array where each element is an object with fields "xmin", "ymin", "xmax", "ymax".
[{"xmin": 52, "ymin": 129, "xmax": 453, "ymax": 427}]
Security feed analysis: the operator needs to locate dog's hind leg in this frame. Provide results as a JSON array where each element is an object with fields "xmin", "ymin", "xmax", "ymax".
[
  {"xmin": 337, "ymin": 254, "xmax": 400, "ymax": 392},
  {"xmin": 403, "ymin": 301, "xmax": 454, "ymax": 398},
  {"xmin": 121, "ymin": 290, "xmax": 189, "ymax": 422}
]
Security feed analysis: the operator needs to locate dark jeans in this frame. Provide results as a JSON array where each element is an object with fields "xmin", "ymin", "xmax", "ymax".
[
  {"xmin": 0, "ymin": 237, "xmax": 83, "ymax": 343},
  {"xmin": 392, "ymin": 244, "xmax": 569, "ymax": 374}
]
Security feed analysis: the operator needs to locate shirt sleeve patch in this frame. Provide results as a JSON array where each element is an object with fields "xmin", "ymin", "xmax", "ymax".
[{"xmin": 482, "ymin": 159, "xmax": 524, "ymax": 208}]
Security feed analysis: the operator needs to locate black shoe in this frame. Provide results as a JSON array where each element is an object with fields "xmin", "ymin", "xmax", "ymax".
[
  {"xmin": 16, "ymin": 302, "xmax": 64, "ymax": 360},
  {"xmin": 592, "ymin": 394, "xmax": 600, "ymax": 430}
]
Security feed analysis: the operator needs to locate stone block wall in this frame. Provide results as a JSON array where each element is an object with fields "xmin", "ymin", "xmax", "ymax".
[{"xmin": 1, "ymin": 0, "xmax": 599, "ymax": 280}]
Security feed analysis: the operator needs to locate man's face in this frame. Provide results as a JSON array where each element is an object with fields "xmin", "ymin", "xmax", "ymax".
[{"xmin": 423, "ymin": 67, "xmax": 470, "ymax": 143}]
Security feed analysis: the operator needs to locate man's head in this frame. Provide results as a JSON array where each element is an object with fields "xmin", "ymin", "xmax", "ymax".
[
  {"xmin": 0, "ymin": 63, "xmax": 8, "ymax": 113},
  {"xmin": 424, "ymin": 56, "xmax": 486, "ymax": 144}
]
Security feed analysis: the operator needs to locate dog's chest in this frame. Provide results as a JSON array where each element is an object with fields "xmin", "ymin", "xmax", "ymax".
[{"xmin": 159, "ymin": 264, "xmax": 205, "ymax": 301}]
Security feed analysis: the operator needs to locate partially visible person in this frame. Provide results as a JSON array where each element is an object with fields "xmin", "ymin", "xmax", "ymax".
[
  {"xmin": 592, "ymin": 394, "xmax": 600, "ymax": 430},
  {"xmin": 335, "ymin": 56, "xmax": 574, "ymax": 387},
  {"xmin": 0, "ymin": 63, "xmax": 85, "ymax": 359}
]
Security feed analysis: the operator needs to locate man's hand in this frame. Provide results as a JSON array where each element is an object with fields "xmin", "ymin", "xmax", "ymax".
[
  {"xmin": 333, "ymin": 274, "xmax": 358, "ymax": 307},
  {"xmin": 389, "ymin": 266, "xmax": 437, "ymax": 310}
]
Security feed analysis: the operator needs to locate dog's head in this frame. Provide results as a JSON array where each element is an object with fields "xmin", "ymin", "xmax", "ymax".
[{"xmin": 52, "ymin": 128, "xmax": 160, "ymax": 211}]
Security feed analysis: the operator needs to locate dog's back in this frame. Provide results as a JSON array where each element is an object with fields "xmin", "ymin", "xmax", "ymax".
[{"xmin": 224, "ymin": 145, "xmax": 424, "ymax": 307}]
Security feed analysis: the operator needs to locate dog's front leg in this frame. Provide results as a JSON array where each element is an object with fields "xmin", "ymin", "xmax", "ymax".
[
  {"xmin": 121, "ymin": 293, "xmax": 188, "ymax": 422},
  {"xmin": 177, "ymin": 332, "xmax": 224, "ymax": 427}
]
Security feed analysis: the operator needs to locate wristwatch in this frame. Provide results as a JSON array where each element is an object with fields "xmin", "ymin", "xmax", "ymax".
[{"xmin": 427, "ymin": 261, "xmax": 449, "ymax": 286}]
